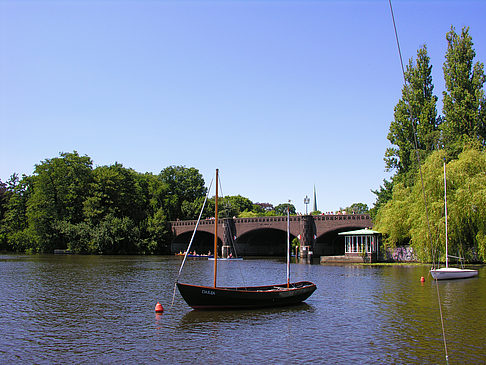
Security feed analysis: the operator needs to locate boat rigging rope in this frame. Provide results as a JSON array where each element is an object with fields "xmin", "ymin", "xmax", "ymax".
[
  {"xmin": 388, "ymin": 1, "xmax": 449, "ymax": 363},
  {"xmin": 170, "ymin": 177, "xmax": 214, "ymax": 309},
  {"xmin": 388, "ymin": 0, "xmax": 435, "ymax": 266}
]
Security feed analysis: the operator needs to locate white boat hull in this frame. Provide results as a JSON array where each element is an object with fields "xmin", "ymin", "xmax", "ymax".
[{"xmin": 430, "ymin": 267, "xmax": 478, "ymax": 280}]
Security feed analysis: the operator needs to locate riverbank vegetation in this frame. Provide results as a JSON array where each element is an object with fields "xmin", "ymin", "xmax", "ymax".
[
  {"xmin": 0, "ymin": 156, "xmax": 306, "ymax": 254},
  {"xmin": 373, "ymin": 26, "xmax": 486, "ymax": 263}
]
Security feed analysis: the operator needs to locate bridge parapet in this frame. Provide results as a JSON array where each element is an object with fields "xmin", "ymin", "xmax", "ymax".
[
  {"xmin": 312, "ymin": 214, "xmax": 371, "ymax": 223},
  {"xmin": 170, "ymin": 214, "xmax": 371, "ymax": 227}
]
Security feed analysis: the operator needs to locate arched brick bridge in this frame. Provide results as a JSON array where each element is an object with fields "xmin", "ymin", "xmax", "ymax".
[{"xmin": 170, "ymin": 214, "xmax": 372, "ymax": 256}]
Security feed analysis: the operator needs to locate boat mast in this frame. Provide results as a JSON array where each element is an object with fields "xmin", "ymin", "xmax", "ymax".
[
  {"xmin": 213, "ymin": 169, "xmax": 219, "ymax": 287},
  {"xmin": 287, "ymin": 204, "xmax": 290, "ymax": 288},
  {"xmin": 443, "ymin": 159, "xmax": 448, "ymax": 269}
]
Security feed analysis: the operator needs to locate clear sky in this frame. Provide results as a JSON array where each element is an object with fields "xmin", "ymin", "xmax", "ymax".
[{"xmin": 1, "ymin": 0, "xmax": 485, "ymax": 214}]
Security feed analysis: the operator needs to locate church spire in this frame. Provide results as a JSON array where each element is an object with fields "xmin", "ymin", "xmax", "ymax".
[{"xmin": 313, "ymin": 185, "xmax": 317, "ymax": 212}]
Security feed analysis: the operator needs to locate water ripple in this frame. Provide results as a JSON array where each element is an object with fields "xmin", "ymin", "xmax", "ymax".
[{"xmin": 1, "ymin": 255, "xmax": 485, "ymax": 363}]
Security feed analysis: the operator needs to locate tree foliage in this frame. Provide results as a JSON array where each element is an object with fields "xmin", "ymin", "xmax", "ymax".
[
  {"xmin": 442, "ymin": 26, "xmax": 486, "ymax": 156},
  {"xmin": 274, "ymin": 203, "xmax": 296, "ymax": 216},
  {"xmin": 370, "ymin": 179, "xmax": 394, "ymax": 219},
  {"xmin": 385, "ymin": 45, "xmax": 441, "ymax": 185},
  {"xmin": 375, "ymin": 148, "xmax": 486, "ymax": 263},
  {"xmin": 345, "ymin": 203, "xmax": 369, "ymax": 214},
  {"xmin": 374, "ymin": 26, "xmax": 486, "ymax": 263},
  {"xmin": 159, "ymin": 166, "xmax": 206, "ymax": 220},
  {"xmin": 0, "ymin": 153, "xmax": 204, "ymax": 254},
  {"xmin": 218, "ymin": 195, "xmax": 254, "ymax": 218},
  {"xmin": 0, "ymin": 152, "xmax": 299, "ymax": 254}
]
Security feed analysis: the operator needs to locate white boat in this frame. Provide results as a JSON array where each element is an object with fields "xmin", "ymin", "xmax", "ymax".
[
  {"xmin": 430, "ymin": 267, "xmax": 478, "ymax": 280},
  {"xmin": 430, "ymin": 160, "xmax": 478, "ymax": 280}
]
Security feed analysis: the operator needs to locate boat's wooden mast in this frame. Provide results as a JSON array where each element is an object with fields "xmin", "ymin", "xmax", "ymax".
[{"xmin": 213, "ymin": 169, "xmax": 219, "ymax": 288}]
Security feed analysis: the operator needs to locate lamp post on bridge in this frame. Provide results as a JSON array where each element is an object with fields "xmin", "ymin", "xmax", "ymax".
[{"xmin": 304, "ymin": 195, "xmax": 310, "ymax": 215}]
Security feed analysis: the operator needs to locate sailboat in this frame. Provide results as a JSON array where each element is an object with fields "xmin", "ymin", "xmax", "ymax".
[
  {"xmin": 430, "ymin": 160, "xmax": 478, "ymax": 280},
  {"xmin": 176, "ymin": 169, "xmax": 316, "ymax": 310}
]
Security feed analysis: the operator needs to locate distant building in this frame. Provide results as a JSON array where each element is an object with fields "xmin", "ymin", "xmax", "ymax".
[
  {"xmin": 340, "ymin": 228, "xmax": 380, "ymax": 263},
  {"xmin": 320, "ymin": 228, "xmax": 381, "ymax": 263}
]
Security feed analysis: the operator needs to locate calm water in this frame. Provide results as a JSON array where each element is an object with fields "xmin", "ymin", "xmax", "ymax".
[{"xmin": 1, "ymin": 254, "xmax": 485, "ymax": 364}]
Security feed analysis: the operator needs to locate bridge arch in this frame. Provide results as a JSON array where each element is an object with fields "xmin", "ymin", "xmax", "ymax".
[
  {"xmin": 235, "ymin": 228, "xmax": 295, "ymax": 256},
  {"xmin": 172, "ymin": 230, "xmax": 222, "ymax": 256}
]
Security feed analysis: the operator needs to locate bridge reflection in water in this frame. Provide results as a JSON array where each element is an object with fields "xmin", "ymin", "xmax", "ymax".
[{"xmin": 170, "ymin": 214, "xmax": 372, "ymax": 257}]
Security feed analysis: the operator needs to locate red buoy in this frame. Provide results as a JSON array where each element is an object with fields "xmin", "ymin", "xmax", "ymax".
[
  {"xmin": 155, "ymin": 302, "xmax": 164, "ymax": 313},
  {"xmin": 420, "ymin": 276, "xmax": 425, "ymax": 282}
]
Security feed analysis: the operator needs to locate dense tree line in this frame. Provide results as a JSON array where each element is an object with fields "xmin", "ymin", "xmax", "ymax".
[
  {"xmin": 0, "ymin": 153, "xmax": 298, "ymax": 254},
  {"xmin": 374, "ymin": 26, "xmax": 486, "ymax": 263}
]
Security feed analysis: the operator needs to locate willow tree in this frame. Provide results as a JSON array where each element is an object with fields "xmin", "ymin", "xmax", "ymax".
[
  {"xmin": 376, "ymin": 148, "xmax": 486, "ymax": 263},
  {"xmin": 374, "ymin": 182, "xmax": 413, "ymax": 250},
  {"xmin": 406, "ymin": 151, "xmax": 448, "ymax": 263},
  {"xmin": 446, "ymin": 148, "xmax": 486, "ymax": 262},
  {"xmin": 442, "ymin": 26, "xmax": 486, "ymax": 157}
]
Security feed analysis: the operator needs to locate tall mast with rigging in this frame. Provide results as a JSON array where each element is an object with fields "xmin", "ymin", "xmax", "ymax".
[
  {"xmin": 443, "ymin": 159, "xmax": 449, "ymax": 269},
  {"xmin": 175, "ymin": 169, "xmax": 316, "ymax": 310}
]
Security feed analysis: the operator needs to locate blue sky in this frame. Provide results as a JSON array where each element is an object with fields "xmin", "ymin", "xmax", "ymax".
[{"xmin": 1, "ymin": 0, "xmax": 485, "ymax": 214}]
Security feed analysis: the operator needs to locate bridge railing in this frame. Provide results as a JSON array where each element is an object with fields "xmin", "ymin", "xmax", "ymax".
[
  {"xmin": 170, "ymin": 214, "xmax": 371, "ymax": 226},
  {"xmin": 312, "ymin": 214, "xmax": 371, "ymax": 221},
  {"xmin": 170, "ymin": 219, "xmax": 215, "ymax": 227}
]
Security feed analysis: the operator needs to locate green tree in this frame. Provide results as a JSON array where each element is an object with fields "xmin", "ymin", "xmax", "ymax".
[
  {"xmin": 27, "ymin": 152, "xmax": 93, "ymax": 252},
  {"xmin": 370, "ymin": 179, "xmax": 394, "ymax": 219},
  {"xmin": 220, "ymin": 195, "xmax": 254, "ymax": 218},
  {"xmin": 374, "ymin": 182, "xmax": 414, "ymax": 252},
  {"xmin": 251, "ymin": 203, "xmax": 266, "ymax": 215},
  {"xmin": 446, "ymin": 148, "xmax": 486, "ymax": 261},
  {"xmin": 159, "ymin": 166, "xmax": 206, "ymax": 220},
  {"xmin": 442, "ymin": 26, "xmax": 486, "ymax": 156},
  {"xmin": 375, "ymin": 148, "xmax": 486, "ymax": 263},
  {"xmin": 89, "ymin": 213, "xmax": 140, "ymax": 254},
  {"xmin": 291, "ymin": 237, "xmax": 300, "ymax": 256},
  {"xmin": 274, "ymin": 203, "xmax": 296, "ymax": 216},
  {"xmin": 144, "ymin": 207, "xmax": 171, "ymax": 254},
  {"xmin": 84, "ymin": 163, "xmax": 145, "ymax": 225},
  {"xmin": 55, "ymin": 220, "xmax": 93, "ymax": 254},
  {"xmin": 0, "ymin": 174, "xmax": 33, "ymax": 251},
  {"xmin": 0, "ymin": 179, "xmax": 7, "ymax": 222},
  {"xmin": 0, "ymin": 179, "xmax": 8, "ymax": 249},
  {"xmin": 239, "ymin": 210, "xmax": 260, "ymax": 218},
  {"xmin": 346, "ymin": 203, "xmax": 369, "ymax": 214},
  {"xmin": 385, "ymin": 45, "xmax": 441, "ymax": 185},
  {"xmin": 138, "ymin": 173, "xmax": 171, "ymax": 253}
]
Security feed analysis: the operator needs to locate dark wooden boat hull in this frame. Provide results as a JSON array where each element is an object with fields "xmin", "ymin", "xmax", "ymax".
[{"xmin": 177, "ymin": 281, "xmax": 316, "ymax": 310}]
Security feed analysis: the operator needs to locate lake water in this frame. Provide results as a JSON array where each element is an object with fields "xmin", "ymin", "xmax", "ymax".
[{"xmin": 0, "ymin": 254, "xmax": 485, "ymax": 364}]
